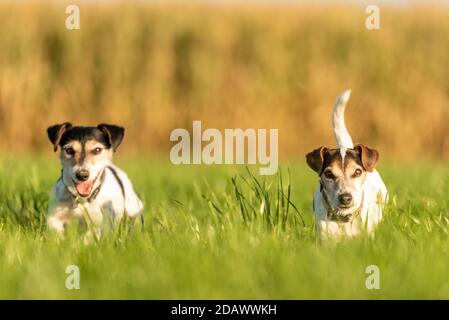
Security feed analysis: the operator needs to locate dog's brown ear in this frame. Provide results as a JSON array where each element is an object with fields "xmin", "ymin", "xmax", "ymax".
[
  {"xmin": 97, "ymin": 124, "xmax": 125, "ymax": 151},
  {"xmin": 47, "ymin": 122, "xmax": 72, "ymax": 152},
  {"xmin": 306, "ymin": 147, "xmax": 328, "ymax": 174},
  {"xmin": 354, "ymin": 144, "xmax": 379, "ymax": 172}
]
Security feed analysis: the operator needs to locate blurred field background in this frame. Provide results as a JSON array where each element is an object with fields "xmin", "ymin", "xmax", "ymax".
[
  {"xmin": 1, "ymin": 1, "xmax": 449, "ymax": 300},
  {"xmin": 0, "ymin": 1, "xmax": 448, "ymax": 160}
]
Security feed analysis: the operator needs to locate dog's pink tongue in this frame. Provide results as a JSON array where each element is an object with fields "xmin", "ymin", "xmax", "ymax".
[{"xmin": 75, "ymin": 180, "xmax": 94, "ymax": 196}]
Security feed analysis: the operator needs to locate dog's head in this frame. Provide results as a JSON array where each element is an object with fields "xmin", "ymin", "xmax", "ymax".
[
  {"xmin": 306, "ymin": 144, "xmax": 379, "ymax": 222},
  {"xmin": 47, "ymin": 122, "xmax": 124, "ymax": 197}
]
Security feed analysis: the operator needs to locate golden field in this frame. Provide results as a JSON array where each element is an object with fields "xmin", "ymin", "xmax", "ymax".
[{"xmin": 0, "ymin": 2, "xmax": 448, "ymax": 160}]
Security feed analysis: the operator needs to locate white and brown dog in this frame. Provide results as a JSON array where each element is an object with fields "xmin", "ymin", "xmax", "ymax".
[
  {"xmin": 306, "ymin": 90, "xmax": 388, "ymax": 239},
  {"xmin": 46, "ymin": 123, "xmax": 144, "ymax": 237}
]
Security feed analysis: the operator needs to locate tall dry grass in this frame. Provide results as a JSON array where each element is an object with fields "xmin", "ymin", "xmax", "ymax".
[{"xmin": 0, "ymin": 3, "xmax": 448, "ymax": 160}]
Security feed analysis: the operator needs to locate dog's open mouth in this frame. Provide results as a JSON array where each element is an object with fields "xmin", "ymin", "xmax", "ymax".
[
  {"xmin": 74, "ymin": 180, "xmax": 94, "ymax": 197},
  {"xmin": 73, "ymin": 174, "xmax": 99, "ymax": 197}
]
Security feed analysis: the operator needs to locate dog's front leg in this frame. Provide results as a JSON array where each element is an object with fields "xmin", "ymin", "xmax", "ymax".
[
  {"xmin": 47, "ymin": 179, "xmax": 74, "ymax": 235},
  {"xmin": 47, "ymin": 205, "xmax": 71, "ymax": 235},
  {"xmin": 73, "ymin": 203, "xmax": 104, "ymax": 244}
]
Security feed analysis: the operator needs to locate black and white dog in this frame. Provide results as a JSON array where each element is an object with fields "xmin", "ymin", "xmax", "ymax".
[{"xmin": 46, "ymin": 123, "xmax": 143, "ymax": 236}]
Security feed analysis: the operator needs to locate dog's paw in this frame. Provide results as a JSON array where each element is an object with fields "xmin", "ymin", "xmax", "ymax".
[{"xmin": 125, "ymin": 196, "xmax": 144, "ymax": 218}]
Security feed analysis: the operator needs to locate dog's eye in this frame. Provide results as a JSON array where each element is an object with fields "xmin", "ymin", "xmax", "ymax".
[
  {"xmin": 323, "ymin": 170, "xmax": 335, "ymax": 179},
  {"xmin": 93, "ymin": 147, "xmax": 102, "ymax": 155},
  {"xmin": 353, "ymin": 169, "xmax": 363, "ymax": 177},
  {"xmin": 65, "ymin": 148, "xmax": 75, "ymax": 156}
]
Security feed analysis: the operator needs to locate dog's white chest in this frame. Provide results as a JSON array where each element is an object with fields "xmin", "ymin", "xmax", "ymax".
[
  {"xmin": 47, "ymin": 164, "xmax": 143, "ymax": 233},
  {"xmin": 71, "ymin": 200, "xmax": 105, "ymax": 224}
]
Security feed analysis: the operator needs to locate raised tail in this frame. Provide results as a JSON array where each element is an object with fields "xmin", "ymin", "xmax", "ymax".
[{"xmin": 332, "ymin": 89, "xmax": 354, "ymax": 149}]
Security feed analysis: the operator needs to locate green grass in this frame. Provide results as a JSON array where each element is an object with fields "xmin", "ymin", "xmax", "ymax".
[{"xmin": 0, "ymin": 156, "xmax": 448, "ymax": 299}]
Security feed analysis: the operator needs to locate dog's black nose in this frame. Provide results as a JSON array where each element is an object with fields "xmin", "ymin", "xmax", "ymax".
[
  {"xmin": 75, "ymin": 170, "xmax": 90, "ymax": 182},
  {"xmin": 338, "ymin": 193, "xmax": 353, "ymax": 206}
]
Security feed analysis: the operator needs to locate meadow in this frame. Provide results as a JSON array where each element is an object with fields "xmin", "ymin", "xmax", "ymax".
[
  {"xmin": 0, "ymin": 2, "xmax": 448, "ymax": 300},
  {"xmin": 0, "ymin": 156, "xmax": 448, "ymax": 299}
]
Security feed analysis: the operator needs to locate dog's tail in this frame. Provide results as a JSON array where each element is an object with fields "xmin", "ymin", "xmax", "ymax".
[{"xmin": 332, "ymin": 89, "xmax": 354, "ymax": 149}]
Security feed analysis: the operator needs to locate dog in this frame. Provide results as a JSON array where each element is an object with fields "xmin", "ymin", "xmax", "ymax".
[
  {"xmin": 46, "ymin": 122, "xmax": 144, "ymax": 237},
  {"xmin": 306, "ymin": 90, "xmax": 388, "ymax": 239}
]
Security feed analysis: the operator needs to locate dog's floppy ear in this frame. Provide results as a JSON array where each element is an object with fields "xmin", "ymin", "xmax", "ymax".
[
  {"xmin": 354, "ymin": 144, "xmax": 379, "ymax": 172},
  {"xmin": 47, "ymin": 122, "xmax": 72, "ymax": 152},
  {"xmin": 97, "ymin": 123, "xmax": 125, "ymax": 151},
  {"xmin": 306, "ymin": 146, "xmax": 328, "ymax": 174}
]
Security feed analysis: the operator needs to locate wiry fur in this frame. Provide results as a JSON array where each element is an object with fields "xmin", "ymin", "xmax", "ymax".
[
  {"xmin": 46, "ymin": 123, "xmax": 143, "ymax": 239},
  {"xmin": 307, "ymin": 90, "xmax": 388, "ymax": 239}
]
